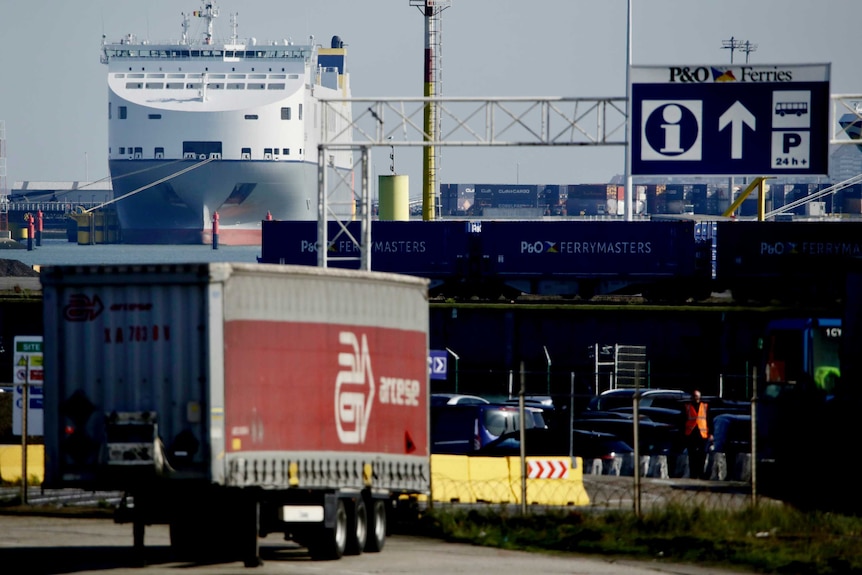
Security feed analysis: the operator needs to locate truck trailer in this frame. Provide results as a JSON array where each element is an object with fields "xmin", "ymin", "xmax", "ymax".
[{"xmin": 42, "ymin": 263, "xmax": 430, "ymax": 566}]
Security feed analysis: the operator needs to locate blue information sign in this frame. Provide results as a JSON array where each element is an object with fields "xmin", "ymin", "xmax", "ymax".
[
  {"xmin": 428, "ymin": 349, "xmax": 448, "ymax": 381},
  {"xmin": 631, "ymin": 64, "xmax": 830, "ymax": 176}
]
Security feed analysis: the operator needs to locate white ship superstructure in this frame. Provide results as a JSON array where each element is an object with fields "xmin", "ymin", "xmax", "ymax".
[{"xmin": 102, "ymin": 2, "xmax": 353, "ymax": 244}]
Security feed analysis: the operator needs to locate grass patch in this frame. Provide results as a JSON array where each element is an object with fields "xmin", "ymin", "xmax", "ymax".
[{"xmin": 417, "ymin": 504, "xmax": 862, "ymax": 574}]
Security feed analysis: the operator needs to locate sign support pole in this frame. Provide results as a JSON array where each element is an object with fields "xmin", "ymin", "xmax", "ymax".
[
  {"xmin": 623, "ymin": 0, "xmax": 633, "ymax": 221},
  {"xmin": 21, "ymin": 356, "xmax": 29, "ymax": 505}
]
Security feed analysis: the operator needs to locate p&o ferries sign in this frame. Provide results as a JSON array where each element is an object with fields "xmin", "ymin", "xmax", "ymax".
[{"xmin": 631, "ymin": 63, "xmax": 830, "ymax": 176}]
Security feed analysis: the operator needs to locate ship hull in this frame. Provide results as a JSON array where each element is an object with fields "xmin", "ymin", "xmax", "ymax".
[{"xmin": 109, "ymin": 159, "xmax": 323, "ymax": 245}]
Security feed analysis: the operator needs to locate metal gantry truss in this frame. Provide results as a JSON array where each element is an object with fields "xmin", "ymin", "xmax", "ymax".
[
  {"xmin": 317, "ymin": 96, "xmax": 628, "ymax": 268},
  {"xmin": 831, "ymin": 94, "xmax": 862, "ymax": 145},
  {"xmin": 317, "ymin": 94, "xmax": 862, "ymax": 269}
]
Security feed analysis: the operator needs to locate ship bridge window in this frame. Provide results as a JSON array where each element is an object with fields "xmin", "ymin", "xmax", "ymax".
[
  {"xmin": 241, "ymin": 147, "xmax": 251, "ymax": 159},
  {"xmin": 271, "ymin": 74, "xmax": 287, "ymax": 79},
  {"xmin": 134, "ymin": 147, "xmax": 143, "ymax": 158},
  {"xmin": 129, "ymin": 73, "xmax": 145, "ymax": 78},
  {"xmin": 267, "ymin": 83, "xmax": 285, "ymax": 90},
  {"xmin": 281, "ymin": 107, "xmax": 291, "ymax": 120},
  {"xmin": 244, "ymin": 114, "xmax": 259, "ymax": 120},
  {"xmin": 264, "ymin": 148, "xmax": 273, "ymax": 159},
  {"xmin": 248, "ymin": 83, "xmax": 265, "ymax": 90},
  {"xmin": 210, "ymin": 73, "xmax": 226, "ymax": 79},
  {"xmin": 126, "ymin": 83, "xmax": 143, "ymax": 89},
  {"xmin": 168, "ymin": 73, "xmax": 185, "ymax": 78},
  {"xmin": 145, "ymin": 82, "xmax": 164, "ymax": 89},
  {"xmin": 207, "ymin": 83, "xmax": 224, "ymax": 89},
  {"xmin": 147, "ymin": 73, "xmax": 165, "ymax": 78},
  {"xmin": 119, "ymin": 147, "xmax": 126, "ymax": 154},
  {"xmin": 282, "ymin": 148, "xmax": 290, "ymax": 156},
  {"xmin": 154, "ymin": 147, "xmax": 164, "ymax": 159},
  {"xmin": 166, "ymin": 82, "xmax": 184, "ymax": 89},
  {"xmin": 227, "ymin": 83, "xmax": 244, "ymax": 90},
  {"xmin": 185, "ymin": 83, "xmax": 201, "ymax": 90},
  {"xmin": 288, "ymin": 74, "xmax": 300, "ymax": 79},
  {"xmin": 148, "ymin": 114, "xmax": 162, "ymax": 119},
  {"xmin": 113, "ymin": 73, "xmax": 126, "ymax": 78},
  {"xmin": 299, "ymin": 103, "xmax": 303, "ymax": 120},
  {"xmin": 249, "ymin": 74, "xmax": 267, "ymax": 79},
  {"xmin": 119, "ymin": 106, "xmax": 127, "ymax": 119},
  {"xmin": 228, "ymin": 73, "xmax": 246, "ymax": 79}
]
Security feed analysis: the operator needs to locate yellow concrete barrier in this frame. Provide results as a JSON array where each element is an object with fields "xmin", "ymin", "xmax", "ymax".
[
  {"xmin": 469, "ymin": 456, "xmax": 516, "ymax": 503},
  {"xmin": 430, "ymin": 453, "xmax": 590, "ymax": 507},
  {"xmin": 430, "ymin": 454, "xmax": 474, "ymax": 503},
  {"xmin": 510, "ymin": 456, "xmax": 590, "ymax": 506},
  {"xmin": 0, "ymin": 445, "xmax": 44, "ymax": 484}
]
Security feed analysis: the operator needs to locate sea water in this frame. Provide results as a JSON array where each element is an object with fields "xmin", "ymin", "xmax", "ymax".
[{"xmin": 3, "ymin": 238, "xmax": 262, "ymax": 268}]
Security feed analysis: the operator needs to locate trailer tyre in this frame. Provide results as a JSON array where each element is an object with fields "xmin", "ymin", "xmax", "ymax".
[
  {"xmin": 345, "ymin": 496, "xmax": 367, "ymax": 555},
  {"xmin": 364, "ymin": 498, "xmax": 387, "ymax": 553},
  {"xmin": 309, "ymin": 498, "xmax": 347, "ymax": 560}
]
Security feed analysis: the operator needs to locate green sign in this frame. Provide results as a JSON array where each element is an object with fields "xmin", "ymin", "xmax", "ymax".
[{"xmin": 16, "ymin": 341, "xmax": 42, "ymax": 353}]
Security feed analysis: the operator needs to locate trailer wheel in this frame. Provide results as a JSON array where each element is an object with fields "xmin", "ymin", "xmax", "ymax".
[
  {"xmin": 345, "ymin": 496, "xmax": 367, "ymax": 555},
  {"xmin": 309, "ymin": 498, "xmax": 347, "ymax": 560},
  {"xmin": 363, "ymin": 498, "xmax": 387, "ymax": 553}
]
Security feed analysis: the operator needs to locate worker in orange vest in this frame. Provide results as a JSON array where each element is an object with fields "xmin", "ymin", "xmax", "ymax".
[{"xmin": 683, "ymin": 389, "xmax": 712, "ymax": 480}]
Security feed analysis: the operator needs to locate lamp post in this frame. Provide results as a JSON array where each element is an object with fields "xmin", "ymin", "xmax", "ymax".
[
  {"xmin": 446, "ymin": 347, "xmax": 460, "ymax": 393},
  {"xmin": 623, "ymin": 0, "xmax": 633, "ymax": 221}
]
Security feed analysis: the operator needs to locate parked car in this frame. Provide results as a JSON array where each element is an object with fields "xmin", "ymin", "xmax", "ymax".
[
  {"xmin": 474, "ymin": 428, "xmax": 569, "ymax": 456},
  {"xmin": 501, "ymin": 396, "xmax": 556, "ymax": 428},
  {"xmin": 431, "ymin": 403, "xmax": 546, "ymax": 454},
  {"xmin": 572, "ymin": 429, "xmax": 634, "ymax": 460},
  {"xmin": 586, "ymin": 388, "xmax": 689, "ymax": 412},
  {"xmin": 572, "ymin": 415, "xmax": 679, "ymax": 455},
  {"xmin": 475, "ymin": 428, "xmax": 634, "ymax": 461},
  {"xmin": 712, "ymin": 413, "xmax": 751, "ymax": 455},
  {"xmin": 431, "ymin": 393, "xmax": 490, "ymax": 406},
  {"xmin": 608, "ymin": 406, "xmax": 684, "ymax": 428}
]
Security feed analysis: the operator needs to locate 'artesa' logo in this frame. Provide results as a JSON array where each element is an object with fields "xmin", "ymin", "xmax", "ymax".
[
  {"xmin": 335, "ymin": 331, "xmax": 375, "ymax": 444},
  {"xmin": 64, "ymin": 294, "xmax": 105, "ymax": 321}
]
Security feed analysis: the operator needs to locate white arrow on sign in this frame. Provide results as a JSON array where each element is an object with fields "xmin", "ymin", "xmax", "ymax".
[{"xmin": 718, "ymin": 101, "xmax": 756, "ymax": 159}]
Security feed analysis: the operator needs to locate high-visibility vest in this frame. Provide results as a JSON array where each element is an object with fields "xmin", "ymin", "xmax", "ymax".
[{"xmin": 685, "ymin": 402, "xmax": 708, "ymax": 439}]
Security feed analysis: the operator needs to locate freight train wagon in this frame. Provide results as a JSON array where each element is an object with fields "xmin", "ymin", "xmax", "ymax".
[
  {"xmin": 714, "ymin": 220, "xmax": 862, "ymax": 302},
  {"xmin": 260, "ymin": 219, "xmax": 713, "ymax": 300}
]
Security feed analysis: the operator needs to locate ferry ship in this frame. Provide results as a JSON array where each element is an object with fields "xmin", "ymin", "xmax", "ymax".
[{"xmin": 102, "ymin": 2, "xmax": 354, "ymax": 244}]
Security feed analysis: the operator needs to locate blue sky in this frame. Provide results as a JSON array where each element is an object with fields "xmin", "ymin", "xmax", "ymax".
[{"xmin": 1, "ymin": 0, "xmax": 860, "ymax": 193}]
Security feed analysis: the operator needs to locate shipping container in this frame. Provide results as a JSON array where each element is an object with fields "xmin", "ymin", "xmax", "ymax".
[
  {"xmin": 42, "ymin": 263, "xmax": 430, "ymax": 564},
  {"xmin": 715, "ymin": 221, "xmax": 862, "ymax": 301},
  {"xmin": 479, "ymin": 220, "xmax": 711, "ymax": 298},
  {"xmin": 260, "ymin": 220, "xmax": 474, "ymax": 294}
]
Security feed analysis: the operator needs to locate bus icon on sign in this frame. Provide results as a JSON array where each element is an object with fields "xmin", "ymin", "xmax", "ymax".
[{"xmin": 775, "ymin": 102, "xmax": 808, "ymax": 117}]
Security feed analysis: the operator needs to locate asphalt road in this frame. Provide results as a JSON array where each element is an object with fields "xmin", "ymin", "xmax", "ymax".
[{"xmin": 0, "ymin": 514, "xmax": 759, "ymax": 575}]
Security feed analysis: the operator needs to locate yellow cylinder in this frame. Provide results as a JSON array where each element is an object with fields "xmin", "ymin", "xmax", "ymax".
[
  {"xmin": 9, "ymin": 223, "xmax": 30, "ymax": 240},
  {"xmin": 70, "ymin": 213, "xmax": 93, "ymax": 245},
  {"xmin": 378, "ymin": 175, "xmax": 410, "ymax": 221},
  {"xmin": 94, "ymin": 212, "xmax": 105, "ymax": 244}
]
